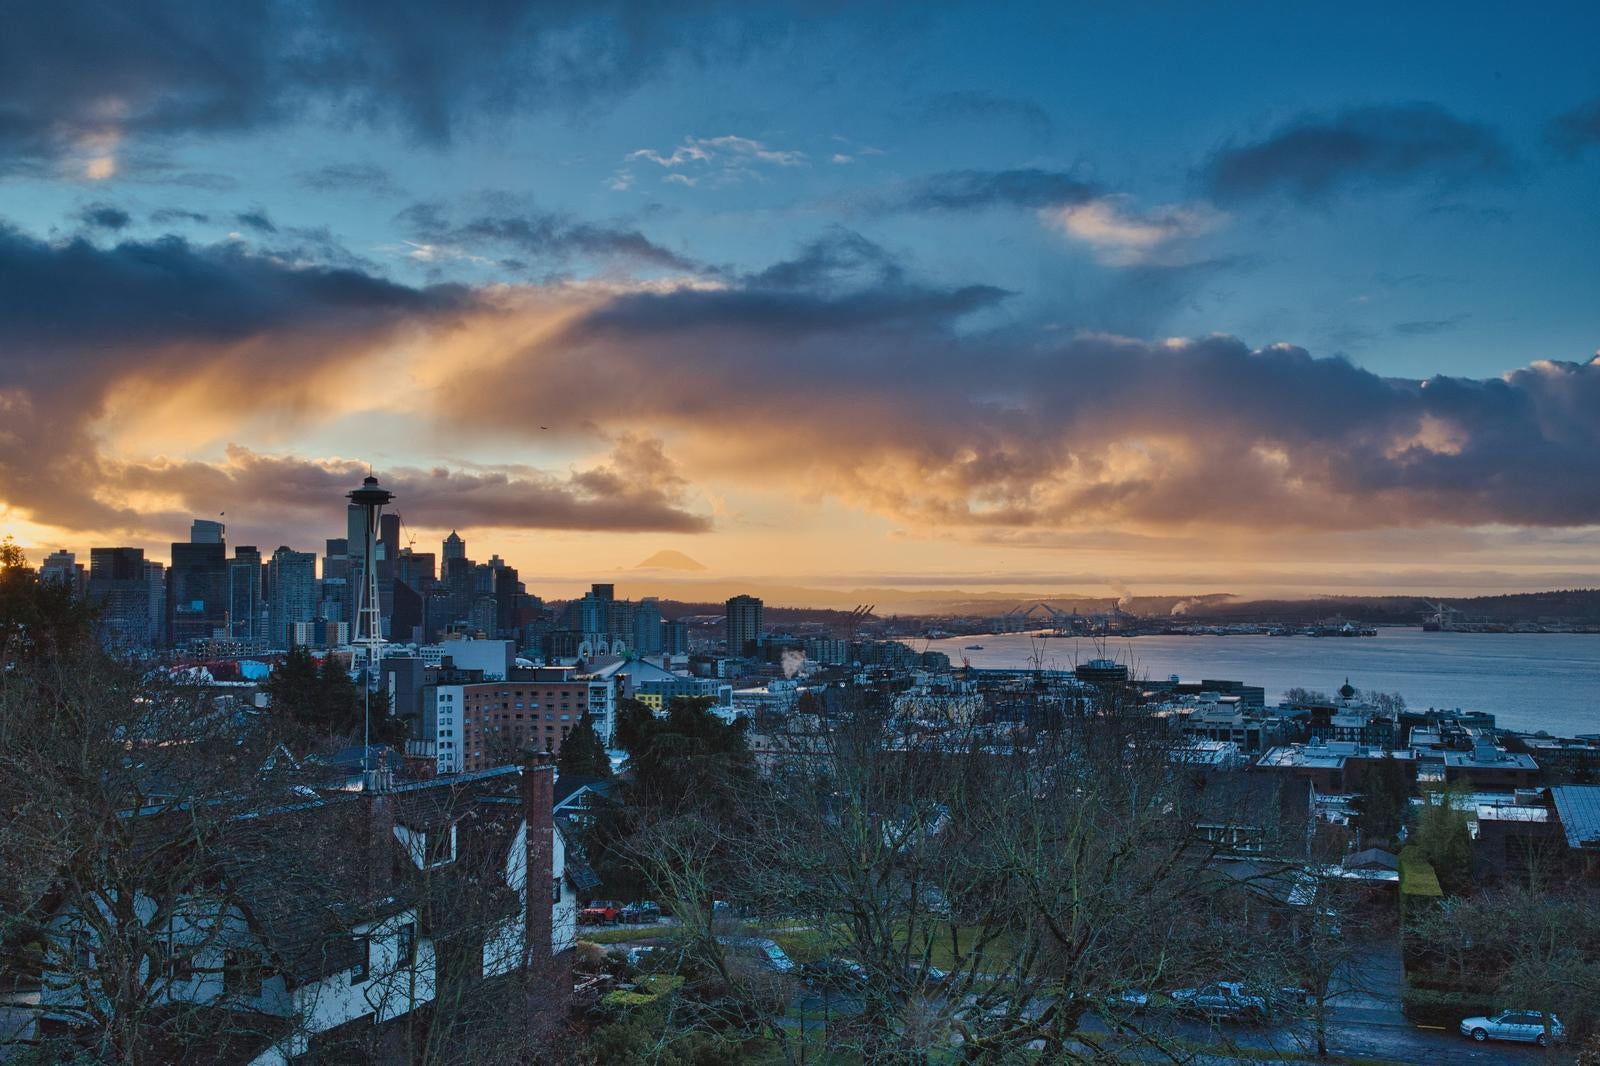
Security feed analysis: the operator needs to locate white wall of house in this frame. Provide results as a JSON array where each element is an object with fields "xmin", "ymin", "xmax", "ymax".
[{"xmin": 486, "ymin": 818, "xmax": 574, "ymax": 977}]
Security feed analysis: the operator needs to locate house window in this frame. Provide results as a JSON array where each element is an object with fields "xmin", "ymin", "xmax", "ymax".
[
  {"xmin": 551, "ymin": 877, "xmax": 562, "ymax": 904},
  {"xmin": 397, "ymin": 922, "xmax": 417, "ymax": 966},
  {"xmin": 223, "ymin": 949, "xmax": 263, "ymax": 998},
  {"xmin": 350, "ymin": 936, "xmax": 371, "ymax": 984}
]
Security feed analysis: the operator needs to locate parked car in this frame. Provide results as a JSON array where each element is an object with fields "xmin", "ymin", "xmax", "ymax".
[
  {"xmin": 1102, "ymin": 988, "xmax": 1155, "ymax": 1014},
  {"xmin": 801, "ymin": 957, "xmax": 868, "ymax": 991},
  {"xmin": 621, "ymin": 900, "xmax": 662, "ymax": 924},
  {"xmin": 579, "ymin": 899, "xmax": 623, "ymax": 924},
  {"xmin": 716, "ymin": 935, "xmax": 797, "ymax": 974},
  {"xmin": 1268, "ymin": 986, "xmax": 1313, "ymax": 1014},
  {"xmin": 906, "ymin": 963, "xmax": 952, "ymax": 991},
  {"xmin": 1459, "ymin": 1011, "xmax": 1566, "ymax": 1047},
  {"xmin": 1169, "ymin": 981, "xmax": 1267, "ymax": 1022}
]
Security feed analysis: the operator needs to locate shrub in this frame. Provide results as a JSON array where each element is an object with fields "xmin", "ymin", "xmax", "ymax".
[{"xmin": 1401, "ymin": 986, "xmax": 1497, "ymax": 1029}]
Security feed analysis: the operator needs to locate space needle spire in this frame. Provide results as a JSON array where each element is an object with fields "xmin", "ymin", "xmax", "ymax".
[{"xmin": 347, "ymin": 473, "xmax": 394, "ymax": 784}]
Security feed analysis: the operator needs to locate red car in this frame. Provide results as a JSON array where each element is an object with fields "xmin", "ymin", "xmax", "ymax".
[{"xmin": 580, "ymin": 899, "xmax": 623, "ymax": 924}]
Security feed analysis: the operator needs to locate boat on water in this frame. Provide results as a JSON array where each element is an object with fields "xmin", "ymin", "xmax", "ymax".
[{"xmin": 964, "ymin": 644, "xmax": 985, "ymax": 650}]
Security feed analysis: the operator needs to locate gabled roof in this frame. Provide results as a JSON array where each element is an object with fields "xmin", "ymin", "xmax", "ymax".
[
  {"xmin": 1344, "ymin": 847, "xmax": 1400, "ymax": 872},
  {"xmin": 553, "ymin": 775, "xmax": 616, "ymax": 808}
]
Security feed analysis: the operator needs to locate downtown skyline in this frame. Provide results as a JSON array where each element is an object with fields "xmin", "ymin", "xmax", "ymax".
[{"xmin": 3, "ymin": 2, "xmax": 1600, "ymax": 603}]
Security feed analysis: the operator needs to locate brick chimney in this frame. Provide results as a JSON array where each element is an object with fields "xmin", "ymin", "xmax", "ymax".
[
  {"xmin": 363, "ymin": 784, "xmax": 398, "ymax": 905},
  {"xmin": 521, "ymin": 747, "xmax": 555, "ymax": 969}
]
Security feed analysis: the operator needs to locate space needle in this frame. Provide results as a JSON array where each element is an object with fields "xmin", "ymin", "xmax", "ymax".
[{"xmin": 347, "ymin": 473, "xmax": 393, "ymax": 784}]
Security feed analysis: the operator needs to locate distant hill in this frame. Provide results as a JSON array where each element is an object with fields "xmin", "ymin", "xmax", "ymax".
[{"xmin": 1187, "ymin": 589, "xmax": 1600, "ymax": 625}]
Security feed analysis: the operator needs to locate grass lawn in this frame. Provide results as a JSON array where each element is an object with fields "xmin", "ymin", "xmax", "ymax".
[{"xmin": 576, "ymin": 925, "xmax": 664, "ymax": 944}]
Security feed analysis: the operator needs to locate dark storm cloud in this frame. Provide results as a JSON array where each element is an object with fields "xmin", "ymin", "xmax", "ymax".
[
  {"xmin": 917, "ymin": 91, "xmax": 1054, "ymax": 140},
  {"xmin": 295, "ymin": 162, "xmax": 403, "ymax": 197},
  {"xmin": 884, "ymin": 168, "xmax": 1099, "ymax": 212},
  {"xmin": 396, "ymin": 200, "xmax": 698, "ymax": 272},
  {"xmin": 0, "ymin": 0, "xmax": 819, "ymax": 173},
  {"xmin": 1202, "ymin": 104, "xmax": 1513, "ymax": 203},
  {"xmin": 0, "ymin": 222, "xmax": 465, "ymax": 370},
  {"xmin": 73, "ymin": 202, "xmax": 132, "ymax": 230},
  {"xmin": 1548, "ymin": 98, "xmax": 1600, "ymax": 156}
]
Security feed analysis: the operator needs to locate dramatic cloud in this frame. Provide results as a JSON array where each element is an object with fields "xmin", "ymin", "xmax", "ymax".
[
  {"xmin": 112, "ymin": 441, "xmax": 711, "ymax": 544},
  {"xmin": 0, "ymin": 1, "xmax": 816, "ymax": 175},
  {"xmin": 0, "ymin": 217, "xmax": 712, "ymax": 542},
  {"xmin": 1548, "ymin": 98, "xmax": 1600, "ymax": 157},
  {"xmin": 0, "ymin": 220, "xmax": 472, "ymax": 531},
  {"xmin": 396, "ymin": 199, "xmax": 697, "ymax": 272},
  {"xmin": 885, "ymin": 168, "xmax": 1099, "ymax": 212},
  {"xmin": 1203, "ymin": 103, "xmax": 1513, "ymax": 203},
  {"xmin": 424, "ymin": 247, "xmax": 1600, "ymax": 534},
  {"xmin": 4, "ymin": 216, "xmax": 1597, "ymax": 558}
]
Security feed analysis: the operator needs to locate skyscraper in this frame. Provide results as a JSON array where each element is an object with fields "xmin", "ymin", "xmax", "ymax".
[
  {"xmin": 88, "ymin": 547, "xmax": 151, "ymax": 650},
  {"xmin": 725, "ymin": 595, "xmax": 764, "ymax": 655},
  {"xmin": 189, "ymin": 519, "xmax": 225, "ymax": 544},
  {"xmin": 267, "ymin": 546, "xmax": 318, "ymax": 648},
  {"xmin": 227, "ymin": 546, "xmax": 265, "ymax": 644},
  {"xmin": 442, "ymin": 530, "xmax": 465, "ymax": 563},
  {"xmin": 168, "ymin": 524, "xmax": 228, "ymax": 647},
  {"xmin": 633, "ymin": 597, "xmax": 664, "ymax": 655},
  {"xmin": 40, "ymin": 550, "xmax": 84, "ymax": 597},
  {"xmin": 323, "ymin": 537, "xmax": 350, "ymax": 583},
  {"xmin": 144, "ymin": 561, "xmax": 166, "ymax": 645}
]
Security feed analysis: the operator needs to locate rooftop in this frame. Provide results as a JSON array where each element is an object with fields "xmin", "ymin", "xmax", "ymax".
[{"xmin": 1550, "ymin": 785, "xmax": 1600, "ymax": 850}]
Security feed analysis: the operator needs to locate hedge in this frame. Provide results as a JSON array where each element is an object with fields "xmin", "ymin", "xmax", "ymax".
[
  {"xmin": 1398, "ymin": 847, "xmax": 1442, "ymax": 898},
  {"xmin": 1400, "ymin": 986, "xmax": 1497, "ymax": 1028}
]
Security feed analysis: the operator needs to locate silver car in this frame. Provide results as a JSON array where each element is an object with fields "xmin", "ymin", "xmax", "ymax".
[{"xmin": 1459, "ymin": 1010, "xmax": 1565, "ymax": 1047}]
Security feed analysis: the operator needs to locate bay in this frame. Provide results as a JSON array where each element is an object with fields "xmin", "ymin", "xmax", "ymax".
[{"xmin": 922, "ymin": 628, "xmax": 1600, "ymax": 737}]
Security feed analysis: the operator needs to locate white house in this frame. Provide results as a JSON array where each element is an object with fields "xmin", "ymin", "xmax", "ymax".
[{"xmin": 34, "ymin": 756, "xmax": 573, "ymax": 1063}]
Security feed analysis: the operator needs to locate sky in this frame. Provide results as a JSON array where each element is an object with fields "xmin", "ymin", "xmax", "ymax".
[{"xmin": 3, "ymin": 1, "xmax": 1599, "ymax": 604}]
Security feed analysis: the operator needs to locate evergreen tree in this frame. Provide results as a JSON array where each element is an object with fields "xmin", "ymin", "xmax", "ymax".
[
  {"xmin": 1347, "ymin": 756, "xmax": 1411, "ymax": 841},
  {"xmin": 557, "ymin": 710, "xmax": 612, "ymax": 779},
  {"xmin": 1414, "ymin": 786, "xmax": 1474, "ymax": 894}
]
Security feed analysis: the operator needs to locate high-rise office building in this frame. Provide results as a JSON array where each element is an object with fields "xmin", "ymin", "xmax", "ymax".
[
  {"xmin": 664, "ymin": 618, "xmax": 690, "ymax": 656},
  {"xmin": 39, "ymin": 550, "xmax": 84, "ymax": 597},
  {"xmin": 442, "ymin": 530, "xmax": 466, "ymax": 563},
  {"xmin": 633, "ymin": 597, "xmax": 664, "ymax": 655},
  {"xmin": 725, "ymin": 595, "xmax": 764, "ymax": 655},
  {"xmin": 168, "ymin": 525, "xmax": 228, "ymax": 647},
  {"xmin": 88, "ymin": 547, "xmax": 151, "ymax": 650},
  {"xmin": 323, "ymin": 537, "xmax": 350, "ymax": 583},
  {"xmin": 144, "ymin": 561, "xmax": 166, "ymax": 645},
  {"xmin": 267, "ymin": 546, "xmax": 318, "ymax": 648},
  {"xmin": 189, "ymin": 519, "xmax": 225, "ymax": 544},
  {"xmin": 227, "ymin": 546, "xmax": 265, "ymax": 644},
  {"xmin": 378, "ymin": 514, "xmax": 401, "ymax": 565}
]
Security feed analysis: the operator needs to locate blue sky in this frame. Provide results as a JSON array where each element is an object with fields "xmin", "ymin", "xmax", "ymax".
[{"xmin": 2, "ymin": 1, "xmax": 1599, "ymax": 598}]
